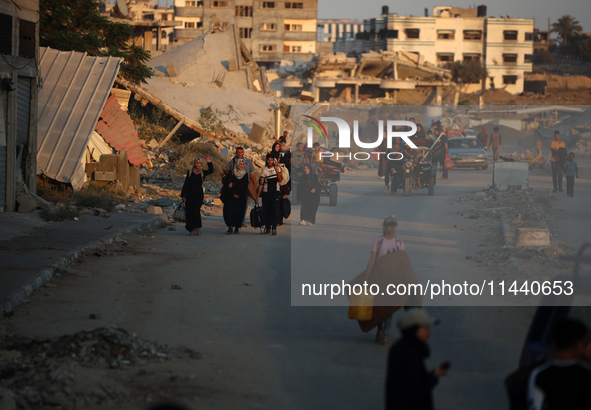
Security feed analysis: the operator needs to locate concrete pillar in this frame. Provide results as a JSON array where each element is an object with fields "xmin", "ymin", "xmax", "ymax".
[
  {"xmin": 354, "ymin": 84, "xmax": 359, "ymax": 104},
  {"xmin": 313, "ymin": 87, "xmax": 320, "ymax": 102}
]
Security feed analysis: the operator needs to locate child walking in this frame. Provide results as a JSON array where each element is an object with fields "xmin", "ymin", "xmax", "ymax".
[{"xmin": 563, "ymin": 152, "xmax": 579, "ymax": 198}]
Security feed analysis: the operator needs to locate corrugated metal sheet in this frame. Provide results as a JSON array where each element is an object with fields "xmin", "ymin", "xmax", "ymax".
[
  {"xmin": 37, "ymin": 47, "xmax": 121, "ymax": 190},
  {"xmin": 17, "ymin": 76, "xmax": 31, "ymax": 146},
  {"xmin": 95, "ymin": 95, "xmax": 147, "ymax": 166}
]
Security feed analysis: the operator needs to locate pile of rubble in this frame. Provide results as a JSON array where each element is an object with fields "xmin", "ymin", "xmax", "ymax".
[
  {"xmin": 0, "ymin": 326, "xmax": 200, "ymax": 409},
  {"xmin": 450, "ymin": 187, "xmax": 573, "ymax": 280}
]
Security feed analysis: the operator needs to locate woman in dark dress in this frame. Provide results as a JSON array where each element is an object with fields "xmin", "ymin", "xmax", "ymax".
[
  {"xmin": 269, "ymin": 142, "xmax": 281, "ymax": 161},
  {"xmin": 223, "ymin": 159, "xmax": 249, "ymax": 234},
  {"xmin": 297, "ymin": 163, "xmax": 320, "ymax": 226},
  {"xmin": 181, "ymin": 157, "xmax": 213, "ymax": 236}
]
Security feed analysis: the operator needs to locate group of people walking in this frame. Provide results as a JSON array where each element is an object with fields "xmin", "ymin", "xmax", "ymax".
[{"xmin": 180, "ymin": 131, "xmax": 322, "ymax": 235}]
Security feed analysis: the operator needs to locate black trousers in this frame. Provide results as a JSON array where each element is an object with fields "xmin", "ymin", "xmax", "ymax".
[
  {"xmin": 386, "ymin": 163, "xmax": 403, "ymax": 191},
  {"xmin": 566, "ymin": 176, "xmax": 575, "ymax": 197},
  {"xmin": 551, "ymin": 161, "xmax": 563, "ymax": 191},
  {"xmin": 262, "ymin": 192, "xmax": 279, "ymax": 229}
]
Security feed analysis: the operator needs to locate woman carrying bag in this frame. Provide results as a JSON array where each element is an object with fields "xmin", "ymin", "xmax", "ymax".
[
  {"xmin": 181, "ymin": 157, "xmax": 213, "ymax": 236},
  {"xmin": 223, "ymin": 159, "xmax": 249, "ymax": 234},
  {"xmin": 297, "ymin": 163, "xmax": 321, "ymax": 226},
  {"xmin": 364, "ymin": 216, "xmax": 405, "ymax": 346}
]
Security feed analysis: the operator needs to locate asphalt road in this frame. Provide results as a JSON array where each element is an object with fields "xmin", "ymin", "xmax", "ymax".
[{"xmin": 5, "ymin": 157, "xmax": 591, "ymax": 409}]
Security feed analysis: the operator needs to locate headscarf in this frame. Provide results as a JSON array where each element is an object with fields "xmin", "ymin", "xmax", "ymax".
[
  {"xmin": 269, "ymin": 143, "xmax": 281, "ymax": 160},
  {"xmin": 300, "ymin": 164, "xmax": 319, "ymax": 192},
  {"xmin": 192, "ymin": 157, "xmax": 203, "ymax": 175},
  {"xmin": 415, "ymin": 124, "xmax": 426, "ymax": 139},
  {"xmin": 233, "ymin": 159, "xmax": 247, "ymax": 180}
]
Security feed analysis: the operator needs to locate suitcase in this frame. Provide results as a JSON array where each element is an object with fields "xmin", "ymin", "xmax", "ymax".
[{"xmin": 250, "ymin": 205, "xmax": 267, "ymax": 228}]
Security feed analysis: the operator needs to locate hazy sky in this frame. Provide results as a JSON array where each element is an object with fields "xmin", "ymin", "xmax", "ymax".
[
  {"xmin": 317, "ymin": 0, "xmax": 590, "ymax": 31},
  {"xmin": 154, "ymin": 0, "xmax": 590, "ymax": 31}
]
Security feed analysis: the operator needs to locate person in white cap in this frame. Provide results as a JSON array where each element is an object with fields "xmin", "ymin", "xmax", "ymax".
[{"xmin": 385, "ymin": 309, "xmax": 449, "ymax": 410}]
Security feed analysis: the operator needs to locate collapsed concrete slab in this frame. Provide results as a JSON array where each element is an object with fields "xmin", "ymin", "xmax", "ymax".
[
  {"xmin": 304, "ymin": 51, "xmax": 452, "ymax": 103},
  {"xmin": 118, "ymin": 25, "xmax": 281, "ymax": 141}
]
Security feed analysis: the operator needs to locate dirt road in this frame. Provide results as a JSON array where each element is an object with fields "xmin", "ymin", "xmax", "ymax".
[{"xmin": 2, "ymin": 157, "xmax": 590, "ymax": 409}]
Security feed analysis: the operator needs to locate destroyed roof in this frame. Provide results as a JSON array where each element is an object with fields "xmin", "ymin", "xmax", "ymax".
[
  {"xmin": 309, "ymin": 51, "xmax": 452, "ymax": 83},
  {"xmin": 95, "ymin": 95, "xmax": 147, "ymax": 166},
  {"xmin": 37, "ymin": 47, "xmax": 121, "ymax": 190},
  {"xmin": 129, "ymin": 26, "xmax": 276, "ymax": 138},
  {"xmin": 148, "ymin": 26, "xmax": 258, "ymax": 90}
]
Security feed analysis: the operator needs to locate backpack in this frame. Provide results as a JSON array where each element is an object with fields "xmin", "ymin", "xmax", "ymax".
[{"xmin": 250, "ymin": 205, "xmax": 267, "ymax": 228}]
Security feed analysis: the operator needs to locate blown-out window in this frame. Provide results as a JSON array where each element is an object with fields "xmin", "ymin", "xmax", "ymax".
[
  {"xmin": 503, "ymin": 75, "xmax": 517, "ymax": 84},
  {"xmin": 464, "ymin": 30, "xmax": 482, "ymax": 40},
  {"xmin": 0, "ymin": 14, "xmax": 11, "ymax": 55},
  {"xmin": 437, "ymin": 53, "xmax": 454, "ymax": 62},
  {"xmin": 19, "ymin": 19, "xmax": 35, "ymax": 59},
  {"xmin": 261, "ymin": 22, "xmax": 276, "ymax": 31},
  {"xmin": 261, "ymin": 44, "xmax": 276, "ymax": 52},
  {"xmin": 437, "ymin": 30, "xmax": 455, "ymax": 40},
  {"xmin": 503, "ymin": 54, "xmax": 518, "ymax": 63},
  {"xmin": 235, "ymin": 6, "xmax": 253, "ymax": 16},
  {"xmin": 504, "ymin": 30, "xmax": 518, "ymax": 40},
  {"xmin": 463, "ymin": 54, "xmax": 481, "ymax": 62}
]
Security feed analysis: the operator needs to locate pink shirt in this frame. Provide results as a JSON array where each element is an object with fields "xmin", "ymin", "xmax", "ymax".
[{"xmin": 371, "ymin": 236, "xmax": 405, "ymax": 259}]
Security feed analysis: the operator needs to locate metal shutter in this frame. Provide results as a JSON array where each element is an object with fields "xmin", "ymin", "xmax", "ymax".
[{"xmin": 17, "ymin": 76, "xmax": 31, "ymax": 145}]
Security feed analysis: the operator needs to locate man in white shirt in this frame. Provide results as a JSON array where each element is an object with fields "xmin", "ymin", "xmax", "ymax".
[{"xmin": 255, "ymin": 154, "xmax": 283, "ymax": 235}]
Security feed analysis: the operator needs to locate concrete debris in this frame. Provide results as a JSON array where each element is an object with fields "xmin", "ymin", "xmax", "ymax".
[
  {"xmin": 146, "ymin": 206, "xmax": 163, "ymax": 215},
  {"xmin": 451, "ymin": 187, "xmax": 572, "ymax": 281},
  {"xmin": 15, "ymin": 192, "xmax": 38, "ymax": 213},
  {"xmin": 0, "ymin": 327, "xmax": 200, "ymax": 409}
]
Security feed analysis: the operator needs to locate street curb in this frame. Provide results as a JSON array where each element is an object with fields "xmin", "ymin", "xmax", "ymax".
[{"xmin": 0, "ymin": 215, "xmax": 166, "ymax": 320}]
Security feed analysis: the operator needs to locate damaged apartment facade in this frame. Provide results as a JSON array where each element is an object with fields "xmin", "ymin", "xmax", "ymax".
[
  {"xmin": 0, "ymin": 0, "xmax": 39, "ymax": 212},
  {"xmin": 173, "ymin": 0, "xmax": 317, "ymax": 64},
  {"xmin": 337, "ymin": 5, "xmax": 534, "ymax": 94},
  {"xmin": 303, "ymin": 51, "xmax": 452, "ymax": 103}
]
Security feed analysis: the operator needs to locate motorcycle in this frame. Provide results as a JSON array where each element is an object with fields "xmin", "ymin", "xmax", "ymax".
[{"xmin": 395, "ymin": 147, "xmax": 436, "ymax": 196}]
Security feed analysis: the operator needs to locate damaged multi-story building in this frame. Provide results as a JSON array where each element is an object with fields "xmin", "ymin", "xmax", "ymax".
[
  {"xmin": 298, "ymin": 50, "xmax": 453, "ymax": 103},
  {"xmin": 172, "ymin": 0, "xmax": 317, "ymax": 64},
  {"xmin": 335, "ymin": 5, "xmax": 534, "ymax": 94}
]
